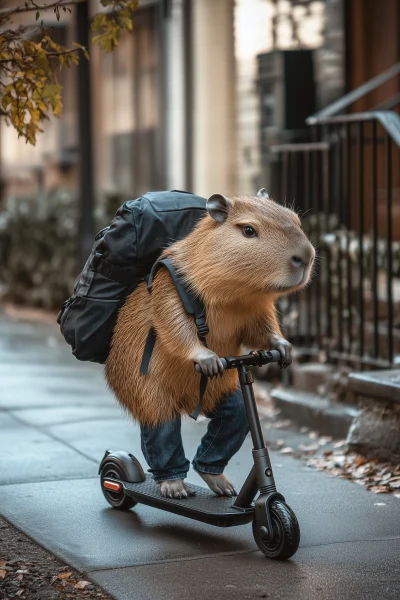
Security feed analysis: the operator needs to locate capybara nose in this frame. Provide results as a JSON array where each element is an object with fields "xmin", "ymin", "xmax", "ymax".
[
  {"xmin": 291, "ymin": 244, "xmax": 315, "ymax": 268},
  {"xmin": 291, "ymin": 255, "xmax": 304, "ymax": 268}
]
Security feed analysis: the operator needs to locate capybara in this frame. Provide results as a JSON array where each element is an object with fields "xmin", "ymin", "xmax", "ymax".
[{"xmin": 106, "ymin": 190, "xmax": 315, "ymax": 497}]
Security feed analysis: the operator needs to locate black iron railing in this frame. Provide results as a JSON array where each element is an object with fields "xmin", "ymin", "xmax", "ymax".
[{"xmin": 272, "ymin": 111, "xmax": 400, "ymax": 368}]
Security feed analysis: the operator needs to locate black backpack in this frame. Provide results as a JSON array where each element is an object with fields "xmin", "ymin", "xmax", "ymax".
[{"xmin": 57, "ymin": 190, "xmax": 208, "ymax": 365}]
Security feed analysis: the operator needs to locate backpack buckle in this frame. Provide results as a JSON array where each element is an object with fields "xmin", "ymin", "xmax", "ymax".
[
  {"xmin": 57, "ymin": 297, "xmax": 73, "ymax": 325},
  {"xmin": 195, "ymin": 316, "xmax": 209, "ymax": 337},
  {"xmin": 91, "ymin": 252, "xmax": 102, "ymax": 271}
]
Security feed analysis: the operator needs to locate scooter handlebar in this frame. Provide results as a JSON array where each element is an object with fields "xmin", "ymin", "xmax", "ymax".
[
  {"xmin": 267, "ymin": 350, "xmax": 282, "ymax": 363},
  {"xmin": 194, "ymin": 349, "xmax": 282, "ymax": 373}
]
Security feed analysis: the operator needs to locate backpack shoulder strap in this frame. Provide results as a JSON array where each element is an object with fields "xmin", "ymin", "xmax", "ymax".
[
  {"xmin": 140, "ymin": 258, "xmax": 208, "ymax": 420},
  {"xmin": 148, "ymin": 257, "xmax": 208, "ymax": 341}
]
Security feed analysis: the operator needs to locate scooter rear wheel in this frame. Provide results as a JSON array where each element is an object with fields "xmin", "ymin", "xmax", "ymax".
[
  {"xmin": 100, "ymin": 463, "xmax": 137, "ymax": 510},
  {"xmin": 252, "ymin": 500, "xmax": 300, "ymax": 560}
]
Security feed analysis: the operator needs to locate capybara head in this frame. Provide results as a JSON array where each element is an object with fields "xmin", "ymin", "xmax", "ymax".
[{"xmin": 177, "ymin": 189, "xmax": 315, "ymax": 302}]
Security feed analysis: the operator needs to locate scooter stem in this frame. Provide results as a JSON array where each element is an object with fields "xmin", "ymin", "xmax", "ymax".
[
  {"xmin": 233, "ymin": 364, "xmax": 279, "ymax": 511},
  {"xmin": 237, "ymin": 365, "xmax": 265, "ymax": 450}
]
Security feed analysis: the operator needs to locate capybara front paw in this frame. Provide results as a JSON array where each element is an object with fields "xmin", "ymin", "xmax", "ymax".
[
  {"xmin": 192, "ymin": 347, "xmax": 224, "ymax": 378},
  {"xmin": 159, "ymin": 480, "xmax": 196, "ymax": 499},
  {"xmin": 270, "ymin": 335, "xmax": 293, "ymax": 368}
]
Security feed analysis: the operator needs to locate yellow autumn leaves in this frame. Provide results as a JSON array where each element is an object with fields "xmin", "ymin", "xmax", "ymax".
[{"xmin": 0, "ymin": 0, "xmax": 138, "ymax": 144}]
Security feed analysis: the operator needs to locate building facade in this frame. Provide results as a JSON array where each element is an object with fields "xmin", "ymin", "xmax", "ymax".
[{"xmin": 1, "ymin": 0, "xmax": 399, "ymax": 209}]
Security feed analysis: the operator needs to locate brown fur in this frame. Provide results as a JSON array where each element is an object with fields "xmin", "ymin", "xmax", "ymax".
[{"xmin": 105, "ymin": 194, "xmax": 314, "ymax": 426}]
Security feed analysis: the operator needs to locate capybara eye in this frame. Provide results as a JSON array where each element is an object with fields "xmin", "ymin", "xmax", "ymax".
[{"xmin": 242, "ymin": 225, "xmax": 257, "ymax": 238}]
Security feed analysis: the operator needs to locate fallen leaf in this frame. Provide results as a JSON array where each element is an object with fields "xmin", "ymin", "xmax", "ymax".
[
  {"xmin": 318, "ymin": 436, "xmax": 333, "ymax": 445},
  {"xmin": 16, "ymin": 590, "xmax": 24, "ymax": 597},
  {"xmin": 380, "ymin": 474, "xmax": 392, "ymax": 485},
  {"xmin": 370, "ymin": 486, "xmax": 389, "ymax": 494},
  {"xmin": 389, "ymin": 478, "xmax": 400, "ymax": 489},
  {"xmin": 273, "ymin": 419, "xmax": 292, "ymax": 429},
  {"xmin": 353, "ymin": 456, "xmax": 367, "ymax": 468},
  {"xmin": 58, "ymin": 571, "xmax": 72, "ymax": 579},
  {"xmin": 0, "ymin": 569, "xmax": 7, "ymax": 579},
  {"xmin": 298, "ymin": 443, "xmax": 319, "ymax": 453},
  {"xmin": 74, "ymin": 580, "xmax": 91, "ymax": 590},
  {"xmin": 308, "ymin": 431, "xmax": 318, "ymax": 439},
  {"xmin": 50, "ymin": 575, "xmax": 58, "ymax": 585},
  {"xmin": 0, "ymin": 561, "xmax": 8, "ymax": 567},
  {"xmin": 355, "ymin": 464, "xmax": 373, "ymax": 477},
  {"xmin": 333, "ymin": 455, "xmax": 346, "ymax": 468},
  {"xmin": 280, "ymin": 447, "xmax": 294, "ymax": 454},
  {"xmin": 323, "ymin": 450, "xmax": 333, "ymax": 457},
  {"xmin": 332, "ymin": 440, "xmax": 346, "ymax": 448}
]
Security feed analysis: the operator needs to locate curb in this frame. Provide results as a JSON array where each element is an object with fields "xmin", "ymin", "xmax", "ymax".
[{"xmin": 269, "ymin": 386, "xmax": 360, "ymax": 439}]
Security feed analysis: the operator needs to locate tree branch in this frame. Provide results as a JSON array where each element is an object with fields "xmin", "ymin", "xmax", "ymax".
[
  {"xmin": 0, "ymin": 46, "xmax": 80, "ymax": 63},
  {"xmin": 0, "ymin": 0, "xmax": 86, "ymax": 19}
]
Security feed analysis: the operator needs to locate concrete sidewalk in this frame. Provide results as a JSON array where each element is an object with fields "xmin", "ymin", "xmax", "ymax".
[{"xmin": 0, "ymin": 315, "xmax": 399, "ymax": 600}]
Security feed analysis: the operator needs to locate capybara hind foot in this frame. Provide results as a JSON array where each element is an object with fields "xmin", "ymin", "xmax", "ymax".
[
  {"xmin": 159, "ymin": 479, "xmax": 196, "ymax": 499},
  {"xmin": 196, "ymin": 471, "xmax": 237, "ymax": 497}
]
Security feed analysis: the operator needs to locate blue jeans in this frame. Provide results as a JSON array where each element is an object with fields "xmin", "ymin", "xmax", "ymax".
[{"xmin": 140, "ymin": 387, "xmax": 249, "ymax": 482}]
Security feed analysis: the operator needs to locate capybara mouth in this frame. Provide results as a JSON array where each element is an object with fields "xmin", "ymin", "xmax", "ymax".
[
  {"xmin": 286, "ymin": 263, "xmax": 313, "ymax": 291},
  {"xmin": 267, "ymin": 264, "xmax": 313, "ymax": 293}
]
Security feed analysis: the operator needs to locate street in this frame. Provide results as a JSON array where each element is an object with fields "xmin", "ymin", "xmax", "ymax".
[{"xmin": 0, "ymin": 315, "xmax": 399, "ymax": 600}]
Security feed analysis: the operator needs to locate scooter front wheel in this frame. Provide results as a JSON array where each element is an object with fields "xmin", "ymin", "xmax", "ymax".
[
  {"xmin": 100, "ymin": 462, "xmax": 137, "ymax": 510},
  {"xmin": 252, "ymin": 500, "xmax": 300, "ymax": 560}
]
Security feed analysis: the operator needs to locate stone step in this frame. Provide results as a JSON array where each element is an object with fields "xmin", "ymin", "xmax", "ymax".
[
  {"xmin": 269, "ymin": 386, "xmax": 359, "ymax": 439},
  {"xmin": 348, "ymin": 369, "xmax": 400, "ymax": 404},
  {"xmin": 290, "ymin": 362, "xmax": 336, "ymax": 394}
]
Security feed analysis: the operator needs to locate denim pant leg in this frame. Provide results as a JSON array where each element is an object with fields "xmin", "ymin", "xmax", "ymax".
[
  {"xmin": 192, "ymin": 386, "xmax": 249, "ymax": 475},
  {"xmin": 140, "ymin": 418, "xmax": 190, "ymax": 483}
]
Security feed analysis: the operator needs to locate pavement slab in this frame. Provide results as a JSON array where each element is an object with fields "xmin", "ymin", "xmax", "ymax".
[
  {"xmin": 90, "ymin": 539, "xmax": 400, "ymax": 600},
  {"xmin": 0, "ymin": 411, "xmax": 97, "ymax": 485},
  {"xmin": 0, "ymin": 391, "xmax": 114, "ymax": 410},
  {"xmin": 9, "ymin": 405, "xmax": 125, "ymax": 427}
]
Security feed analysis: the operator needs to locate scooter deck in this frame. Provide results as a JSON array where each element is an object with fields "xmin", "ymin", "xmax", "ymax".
[{"xmin": 123, "ymin": 476, "xmax": 254, "ymax": 527}]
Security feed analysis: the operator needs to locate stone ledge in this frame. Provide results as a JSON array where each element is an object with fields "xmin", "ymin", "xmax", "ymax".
[
  {"xmin": 291, "ymin": 362, "xmax": 336, "ymax": 394},
  {"xmin": 348, "ymin": 370, "xmax": 400, "ymax": 404},
  {"xmin": 269, "ymin": 387, "xmax": 359, "ymax": 439}
]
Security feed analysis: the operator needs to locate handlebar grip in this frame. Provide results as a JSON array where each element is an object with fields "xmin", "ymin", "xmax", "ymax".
[{"xmin": 269, "ymin": 350, "xmax": 282, "ymax": 363}]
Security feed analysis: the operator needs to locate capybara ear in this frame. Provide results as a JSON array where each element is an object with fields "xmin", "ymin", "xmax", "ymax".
[
  {"xmin": 257, "ymin": 188, "xmax": 270, "ymax": 199},
  {"xmin": 206, "ymin": 194, "xmax": 233, "ymax": 223}
]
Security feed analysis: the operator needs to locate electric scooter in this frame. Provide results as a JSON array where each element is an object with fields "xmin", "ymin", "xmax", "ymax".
[{"xmin": 99, "ymin": 349, "xmax": 300, "ymax": 560}]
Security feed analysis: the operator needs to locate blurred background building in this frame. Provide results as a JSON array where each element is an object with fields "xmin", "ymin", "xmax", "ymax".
[
  {"xmin": 0, "ymin": 0, "xmax": 344, "ymax": 201},
  {"xmin": 1, "ymin": 0, "xmax": 398, "ymax": 200}
]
